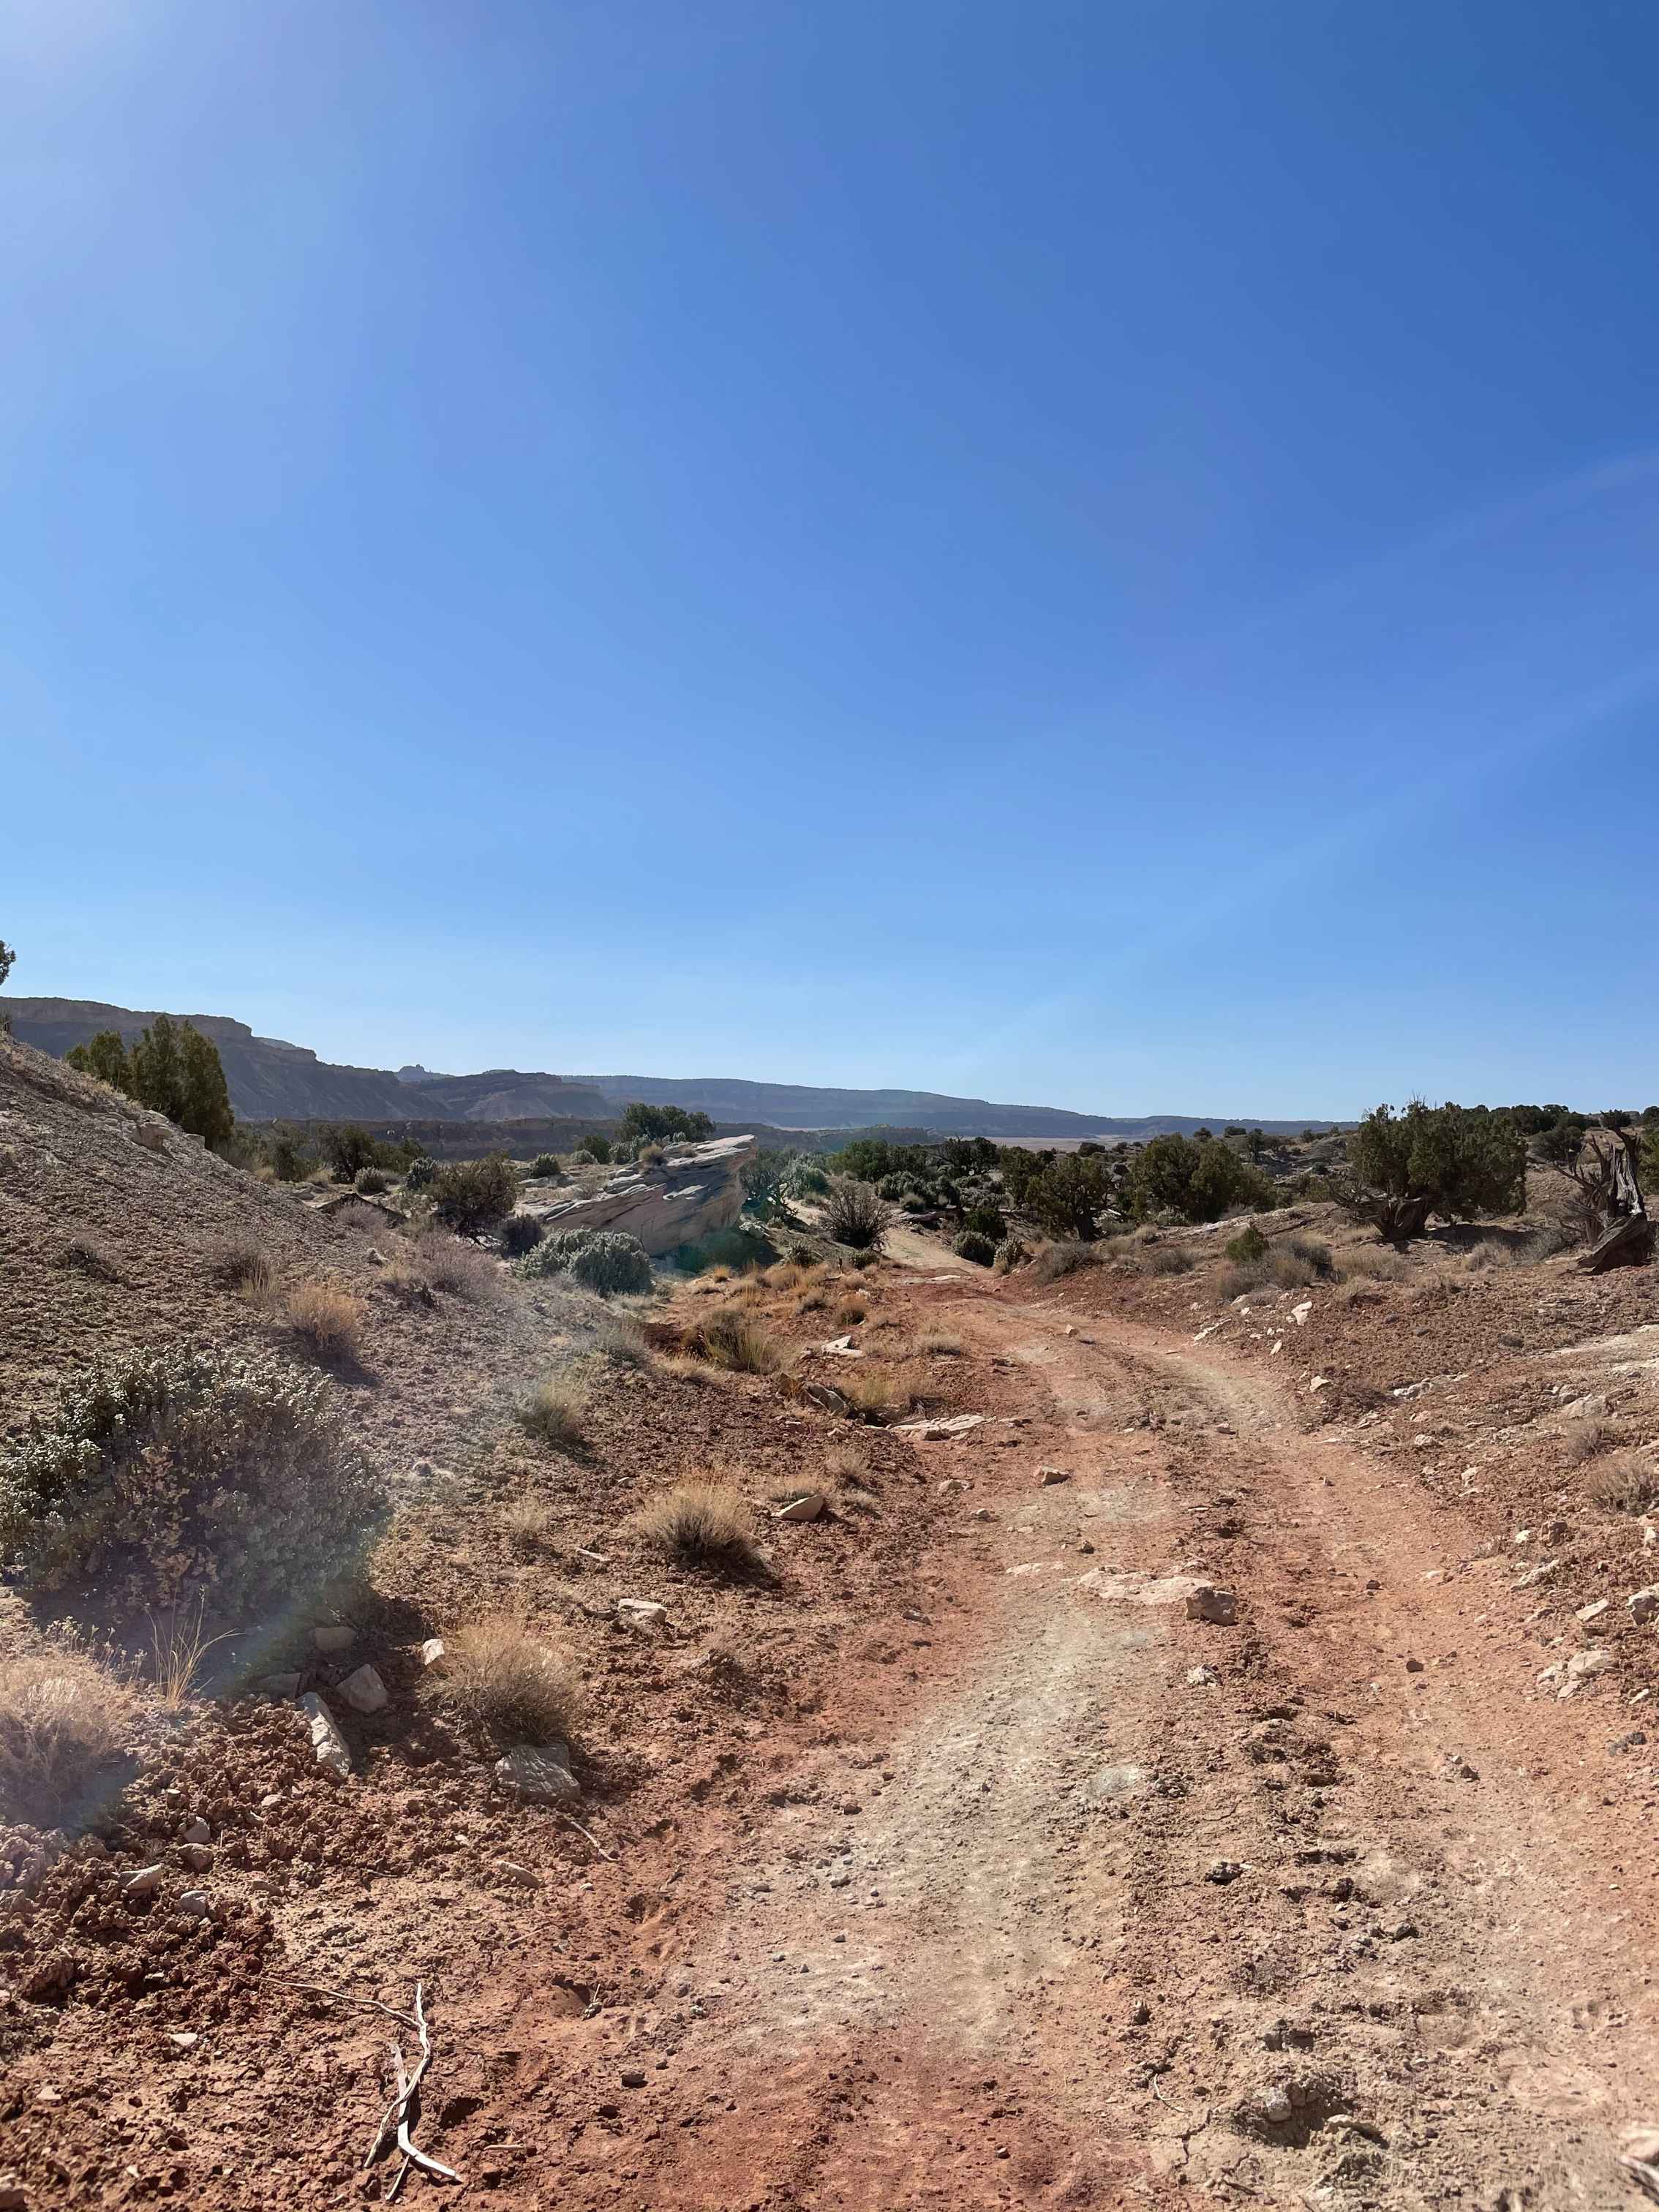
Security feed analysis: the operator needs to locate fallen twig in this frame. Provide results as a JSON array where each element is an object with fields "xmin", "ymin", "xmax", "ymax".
[
  {"xmin": 552, "ymin": 1808, "xmax": 618, "ymax": 1862},
  {"xmin": 1622, "ymin": 2156, "xmax": 1659, "ymax": 2205},
  {"xmin": 357, "ymin": 1982, "xmax": 463, "ymax": 2186}
]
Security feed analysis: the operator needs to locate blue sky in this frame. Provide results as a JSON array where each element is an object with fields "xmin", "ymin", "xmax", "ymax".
[{"xmin": 5, "ymin": 1, "xmax": 1658, "ymax": 1117}]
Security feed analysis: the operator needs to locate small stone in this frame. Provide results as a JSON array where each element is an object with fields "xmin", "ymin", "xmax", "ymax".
[
  {"xmin": 498, "ymin": 1862, "xmax": 538, "ymax": 1889},
  {"xmin": 617, "ymin": 1599, "xmax": 669, "ymax": 1627},
  {"xmin": 1129, "ymin": 2001, "xmax": 1151, "ymax": 2025},
  {"xmin": 299, "ymin": 1692, "xmax": 352, "ymax": 1779},
  {"xmin": 968, "ymin": 1507, "xmax": 995, "ymax": 1522},
  {"xmin": 256, "ymin": 1672, "xmax": 302, "ymax": 1700},
  {"xmin": 1036, "ymin": 1467, "xmax": 1069, "ymax": 1486},
  {"xmin": 1629, "ymin": 1588, "xmax": 1659, "ymax": 1625},
  {"xmin": 1205, "ymin": 1859, "xmax": 1244, "ymax": 1884},
  {"xmin": 1186, "ymin": 1666, "xmax": 1217, "ymax": 1687},
  {"xmin": 1404, "ymin": 1658, "xmax": 1425, "ymax": 1673},
  {"xmin": 494, "ymin": 1743, "xmax": 579, "ymax": 1805},
  {"xmin": 339, "ymin": 1664, "xmax": 388, "ymax": 1715},
  {"xmin": 1290, "ymin": 1301, "xmax": 1312, "ymax": 1326},
  {"xmin": 0, "ymin": 2180, "xmax": 27, "ymax": 2211},
  {"xmin": 775, "ymin": 1492, "xmax": 826, "ymax": 1522},
  {"xmin": 312, "ymin": 1624, "xmax": 354, "ymax": 1655},
  {"xmin": 182, "ymin": 1818, "xmax": 210, "ymax": 1845},
  {"xmin": 1186, "ymin": 1584, "xmax": 1238, "ymax": 1625},
  {"xmin": 123, "ymin": 1864, "xmax": 165, "ymax": 1900},
  {"xmin": 1577, "ymin": 1599, "xmax": 1611, "ymax": 1625},
  {"xmin": 574, "ymin": 1548, "xmax": 611, "ymax": 1568},
  {"xmin": 259, "ymin": 1792, "xmax": 282, "ymax": 1812},
  {"xmin": 181, "ymin": 1845, "xmax": 212, "ymax": 1873},
  {"xmin": 620, "ymin": 2067, "xmax": 647, "ymax": 2088},
  {"xmin": 166, "ymin": 2031, "xmax": 199, "ymax": 2050},
  {"xmin": 177, "ymin": 1890, "xmax": 210, "ymax": 1920},
  {"xmin": 418, "ymin": 1638, "xmax": 448, "ymax": 1672}
]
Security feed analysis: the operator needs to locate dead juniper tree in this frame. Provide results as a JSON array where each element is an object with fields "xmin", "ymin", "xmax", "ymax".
[{"xmin": 1540, "ymin": 1121, "xmax": 1655, "ymax": 1273}]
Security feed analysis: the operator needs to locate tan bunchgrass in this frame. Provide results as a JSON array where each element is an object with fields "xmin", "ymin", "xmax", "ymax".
[
  {"xmin": 690, "ymin": 1310, "xmax": 786, "ymax": 1375},
  {"xmin": 515, "ymin": 1377, "xmax": 587, "ymax": 1453},
  {"xmin": 825, "ymin": 1442, "xmax": 874, "ymax": 1487},
  {"xmin": 441, "ymin": 1614, "xmax": 582, "ymax": 1744},
  {"xmin": 916, "ymin": 1333, "xmax": 965, "ymax": 1358},
  {"xmin": 1586, "ymin": 1449, "xmax": 1659, "ymax": 1514},
  {"xmin": 795, "ymin": 1288, "xmax": 830, "ymax": 1314},
  {"xmin": 213, "ymin": 1241, "xmax": 273, "ymax": 1297},
  {"xmin": 595, "ymin": 1315, "xmax": 652, "ymax": 1367},
  {"xmin": 843, "ymin": 1366, "xmax": 903, "ymax": 1423},
  {"xmin": 1564, "ymin": 1418, "xmax": 1617, "ymax": 1467},
  {"xmin": 636, "ymin": 1480, "xmax": 758, "ymax": 1570},
  {"xmin": 0, "ymin": 1640, "xmax": 142, "ymax": 1822},
  {"xmin": 285, "ymin": 1279, "xmax": 365, "ymax": 1360},
  {"xmin": 832, "ymin": 1301, "xmax": 867, "ymax": 1328},
  {"xmin": 147, "ymin": 1600, "xmax": 233, "ymax": 1711},
  {"xmin": 399, "ymin": 1230, "xmax": 502, "ymax": 1299},
  {"xmin": 764, "ymin": 1263, "xmax": 805, "ymax": 1292},
  {"xmin": 502, "ymin": 1497, "xmax": 557, "ymax": 1554}
]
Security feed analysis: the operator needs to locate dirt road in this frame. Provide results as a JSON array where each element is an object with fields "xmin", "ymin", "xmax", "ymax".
[{"xmin": 507, "ymin": 1253, "xmax": 1659, "ymax": 2209}]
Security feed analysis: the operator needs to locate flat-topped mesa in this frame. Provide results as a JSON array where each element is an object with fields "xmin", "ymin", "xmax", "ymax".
[{"xmin": 524, "ymin": 1134, "xmax": 756, "ymax": 1256}]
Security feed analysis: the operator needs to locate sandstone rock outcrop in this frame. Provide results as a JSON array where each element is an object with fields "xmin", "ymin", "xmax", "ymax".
[{"xmin": 522, "ymin": 1135, "xmax": 754, "ymax": 1257}]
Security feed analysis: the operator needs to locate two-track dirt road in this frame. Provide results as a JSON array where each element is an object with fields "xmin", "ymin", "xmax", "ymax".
[{"xmin": 509, "ymin": 1248, "xmax": 1659, "ymax": 2210}]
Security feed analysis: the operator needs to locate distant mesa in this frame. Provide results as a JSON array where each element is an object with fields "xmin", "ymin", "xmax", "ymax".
[{"xmin": 1, "ymin": 998, "xmax": 1337, "ymax": 1141}]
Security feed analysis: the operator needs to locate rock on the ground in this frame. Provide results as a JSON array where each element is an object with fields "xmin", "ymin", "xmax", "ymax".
[
  {"xmin": 1186, "ymin": 1666, "xmax": 1218, "ymax": 1687},
  {"xmin": 299, "ymin": 1692, "xmax": 352, "ymax": 1778},
  {"xmin": 494, "ymin": 1742, "xmax": 580, "ymax": 1805},
  {"xmin": 1629, "ymin": 1587, "xmax": 1659, "ymax": 1624},
  {"xmin": 311, "ymin": 1624, "xmax": 354, "ymax": 1655},
  {"xmin": 775, "ymin": 1492, "xmax": 826, "ymax": 1522},
  {"xmin": 339, "ymin": 1663, "xmax": 388, "ymax": 1715},
  {"xmin": 1036, "ymin": 1467, "xmax": 1069, "ymax": 1486},
  {"xmin": 183, "ymin": 1818, "xmax": 210, "ymax": 1845},
  {"xmin": 894, "ymin": 1413, "xmax": 985, "ymax": 1441},
  {"xmin": 419, "ymin": 1638, "xmax": 448, "ymax": 1671},
  {"xmin": 123, "ymin": 1864, "xmax": 165, "ymax": 1900},
  {"xmin": 257, "ymin": 1671, "xmax": 303, "ymax": 1700},
  {"xmin": 617, "ymin": 1598, "xmax": 669, "ymax": 1627},
  {"xmin": 1186, "ymin": 1584, "xmax": 1238, "ymax": 1625}
]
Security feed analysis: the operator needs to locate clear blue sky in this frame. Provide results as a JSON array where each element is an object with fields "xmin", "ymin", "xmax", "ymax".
[{"xmin": 6, "ymin": 2, "xmax": 1658, "ymax": 1116}]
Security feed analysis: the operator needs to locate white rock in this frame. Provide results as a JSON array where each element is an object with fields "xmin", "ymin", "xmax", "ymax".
[
  {"xmin": 1577, "ymin": 1599, "xmax": 1611, "ymax": 1624},
  {"xmin": 775, "ymin": 1492, "xmax": 826, "ymax": 1522},
  {"xmin": 123, "ymin": 1863, "xmax": 165, "ymax": 1899},
  {"xmin": 893, "ymin": 1413, "xmax": 985, "ymax": 1441},
  {"xmin": 298, "ymin": 1692, "xmax": 352, "ymax": 1779},
  {"xmin": 1290, "ymin": 1301, "xmax": 1312, "ymax": 1326},
  {"xmin": 498, "ymin": 1861, "xmax": 539, "ymax": 1889},
  {"xmin": 339, "ymin": 1663, "xmax": 388, "ymax": 1715},
  {"xmin": 419, "ymin": 1638, "xmax": 448, "ymax": 1672},
  {"xmin": 1186, "ymin": 1666, "xmax": 1218, "ymax": 1687},
  {"xmin": 1628, "ymin": 1587, "xmax": 1659, "ymax": 1624},
  {"xmin": 1562, "ymin": 1392, "xmax": 1611, "ymax": 1422},
  {"xmin": 1186, "ymin": 1584, "xmax": 1238, "ymax": 1625},
  {"xmin": 1309, "ymin": 1376, "xmax": 1330, "ymax": 1393},
  {"xmin": 1036, "ymin": 1467, "xmax": 1070, "ymax": 1487},
  {"xmin": 177, "ymin": 1890, "xmax": 210, "ymax": 1920},
  {"xmin": 311, "ymin": 1624, "xmax": 354, "ymax": 1655},
  {"xmin": 494, "ymin": 1742, "xmax": 580, "ymax": 1805},
  {"xmin": 1515, "ymin": 1558, "xmax": 1559, "ymax": 1589},
  {"xmin": 617, "ymin": 1598, "xmax": 669, "ymax": 1627}
]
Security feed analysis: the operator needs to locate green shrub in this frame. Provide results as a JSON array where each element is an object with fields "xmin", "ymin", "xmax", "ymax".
[
  {"xmin": 66, "ymin": 1017, "xmax": 235, "ymax": 1148},
  {"xmin": 1030, "ymin": 1238, "xmax": 1099, "ymax": 1282},
  {"xmin": 900, "ymin": 1192, "xmax": 932, "ymax": 1215},
  {"xmin": 499, "ymin": 1211, "xmax": 544, "ymax": 1259},
  {"xmin": 824, "ymin": 1178, "xmax": 889, "ymax": 1251},
  {"xmin": 1024, "ymin": 1155, "xmax": 1113, "ymax": 1240},
  {"xmin": 788, "ymin": 1159, "xmax": 830, "ymax": 1197},
  {"xmin": 1224, "ymin": 1224, "xmax": 1268, "ymax": 1265},
  {"xmin": 1145, "ymin": 1246, "xmax": 1195, "ymax": 1276},
  {"xmin": 952, "ymin": 1230, "xmax": 996, "ymax": 1266},
  {"xmin": 432, "ymin": 1153, "xmax": 519, "ymax": 1234},
  {"xmin": 619, "ymin": 1101, "xmax": 715, "ymax": 1146},
  {"xmin": 515, "ymin": 1227, "xmax": 652, "ymax": 1296},
  {"xmin": 0, "ymin": 1346, "xmax": 383, "ymax": 1612},
  {"xmin": 964, "ymin": 1201, "xmax": 1007, "ymax": 1241},
  {"xmin": 404, "ymin": 1154, "xmax": 437, "ymax": 1191},
  {"xmin": 1347, "ymin": 1102, "xmax": 1526, "ymax": 1227},
  {"xmin": 354, "ymin": 1166, "xmax": 390, "ymax": 1196},
  {"xmin": 527, "ymin": 1153, "xmax": 564, "ymax": 1180},
  {"xmin": 584, "ymin": 1134, "xmax": 614, "ymax": 1165},
  {"xmin": 993, "ymin": 1235, "xmax": 1028, "ymax": 1274},
  {"xmin": 1128, "ymin": 1135, "xmax": 1274, "ymax": 1224}
]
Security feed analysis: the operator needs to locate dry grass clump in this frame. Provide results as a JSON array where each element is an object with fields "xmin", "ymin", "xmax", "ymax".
[
  {"xmin": 515, "ymin": 1377, "xmax": 587, "ymax": 1453},
  {"xmin": 148, "ymin": 1601, "xmax": 231, "ymax": 1710},
  {"xmin": 764, "ymin": 1263, "xmax": 805, "ymax": 1292},
  {"xmin": 213, "ymin": 1241, "xmax": 273, "ymax": 1296},
  {"xmin": 843, "ymin": 1366, "xmax": 906, "ymax": 1423},
  {"xmin": 1145, "ymin": 1246, "xmax": 1196, "ymax": 1277},
  {"xmin": 1564, "ymin": 1417, "xmax": 1617, "ymax": 1466},
  {"xmin": 502, "ymin": 1496, "xmax": 557, "ymax": 1554},
  {"xmin": 796, "ymin": 1288, "xmax": 830, "ymax": 1314},
  {"xmin": 442, "ymin": 1614, "xmax": 582, "ymax": 1743},
  {"xmin": 285, "ymin": 1279, "xmax": 366, "ymax": 1360},
  {"xmin": 1344, "ymin": 1246, "xmax": 1409, "ymax": 1281},
  {"xmin": 1031, "ymin": 1240, "xmax": 1101, "ymax": 1283},
  {"xmin": 636, "ymin": 1479, "xmax": 758, "ymax": 1569},
  {"xmin": 60, "ymin": 1235, "xmax": 121, "ymax": 1282},
  {"xmin": 916, "ymin": 1333, "xmax": 965, "ymax": 1357},
  {"xmin": 1585, "ymin": 1449, "xmax": 1659, "ymax": 1514},
  {"xmin": 0, "ymin": 1639, "xmax": 142, "ymax": 1821},
  {"xmin": 595, "ymin": 1314, "xmax": 652, "ymax": 1367},
  {"xmin": 403, "ymin": 1230, "xmax": 502, "ymax": 1299},
  {"xmin": 833, "ymin": 1300, "xmax": 868, "ymax": 1328},
  {"xmin": 688, "ymin": 1310, "xmax": 786, "ymax": 1376}
]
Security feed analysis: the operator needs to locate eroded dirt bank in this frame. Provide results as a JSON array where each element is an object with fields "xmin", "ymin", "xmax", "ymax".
[{"xmin": 10, "ymin": 1242, "xmax": 1659, "ymax": 2209}]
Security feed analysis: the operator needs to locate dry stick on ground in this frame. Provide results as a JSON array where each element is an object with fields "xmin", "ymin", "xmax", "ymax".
[
  {"xmin": 272, "ymin": 1978, "xmax": 460, "ymax": 2188},
  {"xmin": 551, "ymin": 1805, "xmax": 618, "ymax": 1862}
]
